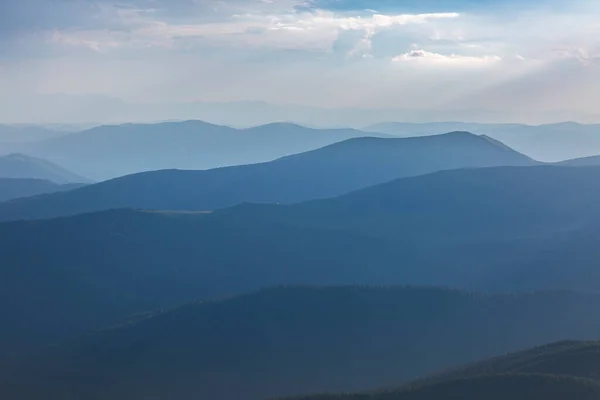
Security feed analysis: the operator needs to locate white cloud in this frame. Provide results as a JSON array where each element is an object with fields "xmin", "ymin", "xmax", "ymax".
[
  {"xmin": 553, "ymin": 47, "xmax": 600, "ymax": 66},
  {"xmin": 3, "ymin": 0, "xmax": 600, "ymax": 123},
  {"xmin": 392, "ymin": 49, "xmax": 502, "ymax": 66},
  {"xmin": 45, "ymin": 8, "xmax": 461, "ymax": 53}
]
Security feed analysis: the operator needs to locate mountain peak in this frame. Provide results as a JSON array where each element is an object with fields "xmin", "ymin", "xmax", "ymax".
[
  {"xmin": 444, "ymin": 130, "xmax": 477, "ymax": 136},
  {"xmin": 541, "ymin": 121, "xmax": 582, "ymax": 129},
  {"xmin": 0, "ymin": 130, "xmax": 534, "ymax": 222},
  {"xmin": 246, "ymin": 122, "xmax": 306, "ymax": 130}
]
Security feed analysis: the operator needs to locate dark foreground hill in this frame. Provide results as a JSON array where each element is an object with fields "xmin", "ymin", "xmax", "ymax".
[
  {"xmin": 0, "ymin": 132, "xmax": 535, "ymax": 221},
  {"xmin": 293, "ymin": 375, "xmax": 600, "ymax": 400},
  {"xmin": 4, "ymin": 166, "xmax": 600, "ymax": 360},
  {"xmin": 26, "ymin": 121, "xmax": 388, "ymax": 180},
  {"xmin": 4, "ymin": 287, "xmax": 600, "ymax": 400},
  {"xmin": 294, "ymin": 341, "xmax": 600, "ymax": 400},
  {"xmin": 0, "ymin": 178, "xmax": 85, "ymax": 202},
  {"xmin": 0, "ymin": 153, "xmax": 87, "ymax": 184},
  {"xmin": 416, "ymin": 341, "xmax": 600, "ymax": 384}
]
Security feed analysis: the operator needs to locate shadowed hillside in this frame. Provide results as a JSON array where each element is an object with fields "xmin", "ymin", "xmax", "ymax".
[
  {"xmin": 4, "ymin": 287, "xmax": 600, "ymax": 400},
  {"xmin": 291, "ymin": 375, "xmax": 600, "ymax": 400},
  {"xmin": 5, "ymin": 166, "xmax": 600, "ymax": 361},
  {"xmin": 413, "ymin": 341, "xmax": 600, "ymax": 385},
  {"xmin": 293, "ymin": 341, "xmax": 600, "ymax": 400}
]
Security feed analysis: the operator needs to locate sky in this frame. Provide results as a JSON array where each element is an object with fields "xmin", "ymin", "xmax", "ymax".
[{"xmin": 1, "ymin": 0, "xmax": 599, "ymax": 124}]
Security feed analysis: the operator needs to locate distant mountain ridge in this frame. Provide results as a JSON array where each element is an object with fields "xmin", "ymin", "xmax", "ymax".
[
  {"xmin": 0, "ymin": 153, "xmax": 88, "ymax": 184},
  {"xmin": 365, "ymin": 121, "xmax": 600, "ymax": 162},
  {"xmin": 0, "ymin": 178, "xmax": 85, "ymax": 202},
  {"xmin": 23, "ymin": 120, "xmax": 389, "ymax": 180},
  {"xmin": 0, "ymin": 131, "xmax": 535, "ymax": 221},
  {"xmin": 558, "ymin": 155, "xmax": 600, "ymax": 167},
  {"xmin": 364, "ymin": 121, "xmax": 526, "ymax": 137},
  {"xmin": 0, "ymin": 124, "xmax": 66, "ymax": 144}
]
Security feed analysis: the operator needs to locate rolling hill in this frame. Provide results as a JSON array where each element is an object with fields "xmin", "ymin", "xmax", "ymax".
[
  {"xmin": 0, "ymin": 132, "xmax": 535, "ymax": 221},
  {"xmin": 363, "ymin": 122, "xmax": 525, "ymax": 137},
  {"xmin": 294, "ymin": 341, "xmax": 600, "ymax": 400},
  {"xmin": 25, "ymin": 121, "xmax": 389, "ymax": 180},
  {"xmin": 293, "ymin": 375, "xmax": 600, "ymax": 400},
  {"xmin": 558, "ymin": 155, "xmax": 600, "ymax": 167},
  {"xmin": 365, "ymin": 121, "xmax": 600, "ymax": 162},
  {"xmin": 3, "ymin": 287, "xmax": 600, "ymax": 400},
  {"xmin": 0, "ymin": 153, "xmax": 87, "ymax": 184},
  {"xmin": 0, "ymin": 178, "xmax": 85, "ymax": 202},
  {"xmin": 0, "ymin": 124, "xmax": 66, "ymax": 144},
  {"xmin": 414, "ymin": 341, "xmax": 600, "ymax": 384},
  {"xmin": 4, "ymin": 166, "xmax": 600, "ymax": 362}
]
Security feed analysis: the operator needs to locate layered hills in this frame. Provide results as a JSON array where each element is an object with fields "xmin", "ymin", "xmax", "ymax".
[
  {"xmin": 0, "ymin": 178, "xmax": 85, "ymax": 202},
  {"xmin": 0, "ymin": 132, "xmax": 535, "ymax": 221},
  {"xmin": 365, "ymin": 121, "xmax": 600, "ymax": 162},
  {"xmin": 0, "ymin": 153, "xmax": 87, "ymax": 184},
  {"xmin": 3, "ymin": 166, "xmax": 600, "ymax": 361},
  {"xmin": 295, "ymin": 341, "xmax": 600, "ymax": 400},
  {"xmin": 25, "ymin": 121, "xmax": 388, "ymax": 180}
]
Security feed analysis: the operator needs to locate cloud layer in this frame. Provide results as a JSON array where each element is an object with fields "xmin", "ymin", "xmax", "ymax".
[{"xmin": 1, "ymin": 0, "xmax": 599, "ymax": 123}]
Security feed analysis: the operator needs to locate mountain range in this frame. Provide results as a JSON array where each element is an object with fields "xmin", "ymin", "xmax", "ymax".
[
  {"xmin": 364, "ymin": 122, "xmax": 526, "ymax": 137},
  {"xmin": 0, "ymin": 178, "xmax": 85, "ymax": 202},
  {"xmin": 0, "ymin": 124, "xmax": 66, "ymax": 144},
  {"xmin": 3, "ymin": 286, "xmax": 600, "ymax": 400},
  {"xmin": 4, "ymin": 165, "xmax": 600, "ymax": 363},
  {"xmin": 21, "ymin": 121, "xmax": 389, "ymax": 180},
  {"xmin": 365, "ymin": 121, "xmax": 600, "ymax": 162},
  {"xmin": 7, "ymin": 119, "xmax": 600, "ymax": 181},
  {"xmin": 3, "ymin": 119, "xmax": 600, "ymax": 400},
  {"xmin": 558, "ymin": 155, "xmax": 600, "ymax": 167},
  {"xmin": 0, "ymin": 132, "xmax": 535, "ymax": 221},
  {"xmin": 0, "ymin": 153, "xmax": 87, "ymax": 184}
]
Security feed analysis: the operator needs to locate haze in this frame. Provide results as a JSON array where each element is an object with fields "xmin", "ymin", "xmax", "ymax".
[
  {"xmin": 5, "ymin": 2, "xmax": 600, "ymax": 400},
  {"xmin": 1, "ymin": 0, "xmax": 600, "ymax": 125}
]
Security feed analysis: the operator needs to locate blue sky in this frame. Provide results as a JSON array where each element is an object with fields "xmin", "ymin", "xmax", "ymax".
[{"xmin": 0, "ymin": 0, "xmax": 599, "ymax": 123}]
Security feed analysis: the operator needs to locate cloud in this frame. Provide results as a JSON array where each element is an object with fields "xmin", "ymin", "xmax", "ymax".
[
  {"xmin": 392, "ymin": 49, "xmax": 502, "ymax": 66},
  {"xmin": 299, "ymin": 0, "xmax": 529, "ymax": 13},
  {"xmin": 43, "ymin": 7, "xmax": 460, "ymax": 54},
  {"xmin": 553, "ymin": 47, "xmax": 600, "ymax": 66},
  {"xmin": 2, "ymin": 0, "xmax": 600, "ymax": 124}
]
